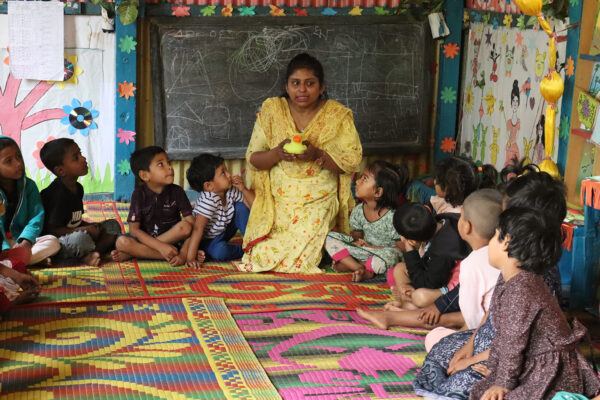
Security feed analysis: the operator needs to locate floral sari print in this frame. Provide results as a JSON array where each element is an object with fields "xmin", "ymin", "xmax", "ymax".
[{"xmin": 236, "ymin": 98, "xmax": 362, "ymax": 273}]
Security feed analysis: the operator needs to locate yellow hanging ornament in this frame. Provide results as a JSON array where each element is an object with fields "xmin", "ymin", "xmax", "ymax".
[
  {"xmin": 514, "ymin": 0, "xmax": 542, "ymax": 16},
  {"xmin": 544, "ymin": 105, "xmax": 556, "ymax": 157},
  {"xmin": 539, "ymin": 159, "xmax": 560, "ymax": 179},
  {"xmin": 540, "ymin": 71, "xmax": 564, "ymax": 104}
]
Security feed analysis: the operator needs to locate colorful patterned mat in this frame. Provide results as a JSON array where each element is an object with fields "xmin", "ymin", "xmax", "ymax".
[
  {"xmin": 236, "ymin": 309, "xmax": 426, "ymax": 399},
  {"xmin": 0, "ymin": 297, "xmax": 280, "ymax": 399}
]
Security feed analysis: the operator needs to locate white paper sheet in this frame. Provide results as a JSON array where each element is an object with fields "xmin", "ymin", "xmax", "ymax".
[{"xmin": 8, "ymin": 1, "xmax": 64, "ymax": 81}]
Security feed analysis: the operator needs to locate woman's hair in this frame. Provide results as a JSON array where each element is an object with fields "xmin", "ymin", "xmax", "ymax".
[
  {"xmin": 434, "ymin": 156, "xmax": 497, "ymax": 207},
  {"xmin": 504, "ymin": 170, "xmax": 566, "ymax": 226},
  {"xmin": 500, "ymin": 157, "xmax": 539, "ymax": 184},
  {"xmin": 393, "ymin": 202, "xmax": 437, "ymax": 242},
  {"xmin": 0, "ymin": 138, "xmax": 18, "ymax": 154},
  {"xmin": 511, "ymin": 80, "xmax": 520, "ymax": 105},
  {"xmin": 366, "ymin": 160, "xmax": 410, "ymax": 212},
  {"xmin": 497, "ymin": 207, "xmax": 562, "ymax": 275}
]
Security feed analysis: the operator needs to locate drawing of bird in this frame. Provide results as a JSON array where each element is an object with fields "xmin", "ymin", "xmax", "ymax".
[{"xmin": 521, "ymin": 78, "xmax": 531, "ymax": 103}]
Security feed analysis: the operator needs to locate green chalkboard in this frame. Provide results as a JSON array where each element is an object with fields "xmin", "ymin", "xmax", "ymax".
[{"xmin": 149, "ymin": 16, "xmax": 434, "ymax": 159}]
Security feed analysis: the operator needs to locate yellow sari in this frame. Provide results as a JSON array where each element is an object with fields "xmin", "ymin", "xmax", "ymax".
[{"xmin": 236, "ymin": 98, "xmax": 362, "ymax": 273}]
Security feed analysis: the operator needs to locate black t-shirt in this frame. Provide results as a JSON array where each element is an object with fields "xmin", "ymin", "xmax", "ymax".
[
  {"xmin": 3, "ymin": 189, "xmax": 18, "ymax": 232},
  {"xmin": 128, "ymin": 184, "xmax": 193, "ymax": 237},
  {"xmin": 41, "ymin": 179, "xmax": 84, "ymax": 233}
]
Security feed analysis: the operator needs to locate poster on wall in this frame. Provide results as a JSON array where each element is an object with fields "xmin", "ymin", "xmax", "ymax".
[
  {"xmin": 0, "ymin": 16, "xmax": 115, "ymax": 194},
  {"xmin": 458, "ymin": 22, "xmax": 566, "ymax": 170}
]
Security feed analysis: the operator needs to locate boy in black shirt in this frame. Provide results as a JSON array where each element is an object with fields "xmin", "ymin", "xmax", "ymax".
[
  {"xmin": 112, "ymin": 146, "xmax": 195, "ymax": 266},
  {"xmin": 40, "ymin": 138, "xmax": 120, "ymax": 266}
]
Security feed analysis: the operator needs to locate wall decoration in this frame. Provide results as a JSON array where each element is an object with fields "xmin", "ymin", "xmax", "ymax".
[
  {"xmin": 458, "ymin": 22, "xmax": 566, "ymax": 170},
  {"xmin": 0, "ymin": 16, "xmax": 115, "ymax": 194},
  {"xmin": 577, "ymin": 92, "xmax": 599, "ymax": 131},
  {"xmin": 589, "ymin": 1, "xmax": 600, "ymax": 56}
]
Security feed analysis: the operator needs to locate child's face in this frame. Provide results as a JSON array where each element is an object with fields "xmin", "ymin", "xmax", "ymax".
[
  {"xmin": 209, "ymin": 163, "xmax": 232, "ymax": 193},
  {"xmin": 355, "ymin": 169, "xmax": 378, "ymax": 200},
  {"xmin": 144, "ymin": 153, "xmax": 174, "ymax": 186},
  {"xmin": 59, "ymin": 144, "xmax": 88, "ymax": 178},
  {"xmin": 0, "ymin": 145, "xmax": 24, "ymax": 181}
]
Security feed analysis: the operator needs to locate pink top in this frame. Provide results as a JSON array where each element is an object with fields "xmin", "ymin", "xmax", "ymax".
[
  {"xmin": 458, "ymin": 246, "xmax": 500, "ymax": 329},
  {"xmin": 430, "ymin": 195, "xmax": 462, "ymax": 215}
]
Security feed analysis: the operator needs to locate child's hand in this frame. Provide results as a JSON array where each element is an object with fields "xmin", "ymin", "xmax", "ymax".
[
  {"xmin": 158, "ymin": 243, "xmax": 179, "ymax": 263},
  {"xmin": 481, "ymin": 385, "xmax": 508, "ymax": 400},
  {"xmin": 352, "ymin": 238, "xmax": 368, "ymax": 247},
  {"xmin": 472, "ymin": 363, "xmax": 491, "ymax": 377},
  {"xmin": 418, "ymin": 304, "xmax": 441, "ymax": 326},
  {"xmin": 231, "ymin": 176, "xmax": 245, "ymax": 191}
]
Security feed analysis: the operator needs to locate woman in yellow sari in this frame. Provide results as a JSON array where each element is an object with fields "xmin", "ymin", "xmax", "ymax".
[{"xmin": 236, "ymin": 53, "xmax": 362, "ymax": 274}]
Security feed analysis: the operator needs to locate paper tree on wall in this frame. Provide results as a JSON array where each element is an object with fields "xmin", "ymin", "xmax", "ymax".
[{"xmin": 0, "ymin": 75, "xmax": 64, "ymax": 145}]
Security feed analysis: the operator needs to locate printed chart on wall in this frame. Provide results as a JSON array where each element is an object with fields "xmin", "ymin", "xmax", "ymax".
[
  {"xmin": 0, "ymin": 16, "xmax": 116, "ymax": 193},
  {"xmin": 458, "ymin": 22, "xmax": 566, "ymax": 170}
]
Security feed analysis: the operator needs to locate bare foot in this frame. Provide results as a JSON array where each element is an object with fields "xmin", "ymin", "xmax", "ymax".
[
  {"xmin": 357, "ymin": 308, "xmax": 390, "ymax": 330},
  {"xmin": 169, "ymin": 254, "xmax": 185, "ymax": 267},
  {"xmin": 111, "ymin": 249, "xmax": 132, "ymax": 262},
  {"xmin": 352, "ymin": 267, "xmax": 374, "ymax": 282},
  {"xmin": 13, "ymin": 287, "xmax": 41, "ymax": 305},
  {"xmin": 99, "ymin": 253, "xmax": 114, "ymax": 265},
  {"xmin": 390, "ymin": 286, "xmax": 403, "ymax": 303},
  {"xmin": 82, "ymin": 252, "xmax": 101, "ymax": 267},
  {"xmin": 197, "ymin": 250, "xmax": 206, "ymax": 263}
]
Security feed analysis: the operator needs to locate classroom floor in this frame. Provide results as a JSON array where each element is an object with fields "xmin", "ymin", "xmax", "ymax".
[{"xmin": 0, "ymin": 202, "xmax": 428, "ymax": 399}]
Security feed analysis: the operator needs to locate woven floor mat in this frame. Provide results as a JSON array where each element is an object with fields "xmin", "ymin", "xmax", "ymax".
[
  {"xmin": 0, "ymin": 297, "xmax": 280, "ymax": 399},
  {"xmin": 236, "ymin": 309, "xmax": 426, "ymax": 399}
]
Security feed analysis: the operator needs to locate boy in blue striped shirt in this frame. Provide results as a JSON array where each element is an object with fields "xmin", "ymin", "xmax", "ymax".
[{"xmin": 185, "ymin": 154, "xmax": 254, "ymax": 268}]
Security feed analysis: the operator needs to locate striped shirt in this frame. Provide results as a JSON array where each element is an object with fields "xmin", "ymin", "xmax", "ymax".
[{"xmin": 193, "ymin": 188, "xmax": 244, "ymax": 239}]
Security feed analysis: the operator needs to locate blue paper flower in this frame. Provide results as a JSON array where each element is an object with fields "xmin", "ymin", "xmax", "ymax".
[
  {"xmin": 61, "ymin": 98, "xmax": 99, "ymax": 136},
  {"xmin": 321, "ymin": 7, "xmax": 336, "ymax": 15}
]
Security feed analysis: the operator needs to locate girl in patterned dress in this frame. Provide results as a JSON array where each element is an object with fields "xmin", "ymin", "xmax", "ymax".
[{"xmin": 324, "ymin": 160, "xmax": 409, "ymax": 282}]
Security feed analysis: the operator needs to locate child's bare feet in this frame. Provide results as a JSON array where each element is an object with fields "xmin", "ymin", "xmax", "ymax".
[
  {"xmin": 82, "ymin": 251, "xmax": 101, "ymax": 267},
  {"xmin": 111, "ymin": 249, "xmax": 132, "ymax": 262},
  {"xmin": 357, "ymin": 308, "xmax": 390, "ymax": 330},
  {"xmin": 383, "ymin": 301, "xmax": 404, "ymax": 311},
  {"xmin": 352, "ymin": 267, "xmax": 374, "ymax": 282},
  {"xmin": 13, "ymin": 286, "xmax": 41, "ymax": 305}
]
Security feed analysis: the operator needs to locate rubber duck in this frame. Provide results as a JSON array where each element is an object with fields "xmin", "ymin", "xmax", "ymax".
[{"xmin": 283, "ymin": 135, "xmax": 307, "ymax": 154}]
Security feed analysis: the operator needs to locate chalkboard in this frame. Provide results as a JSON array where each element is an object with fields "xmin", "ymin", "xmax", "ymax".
[{"xmin": 149, "ymin": 16, "xmax": 434, "ymax": 159}]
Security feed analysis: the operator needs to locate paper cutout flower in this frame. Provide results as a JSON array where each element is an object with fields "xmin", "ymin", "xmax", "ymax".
[
  {"xmin": 239, "ymin": 6, "xmax": 255, "ymax": 16},
  {"xmin": 118, "ymin": 81, "xmax": 136, "ymax": 100},
  {"xmin": 565, "ymin": 56, "xmax": 575, "ymax": 78},
  {"xmin": 171, "ymin": 4, "xmax": 190, "ymax": 17},
  {"xmin": 482, "ymin": 88, "xmax": 496, "ymax": 115},
  {"xmin": 117, "ymin": 159, "xmax": 131, "ymax": 176},
  {"xmin": 515, "ymin": 32, "xmax": 523, "ymax": 47},
  {"xmin": 503, "ymin": 14, "xmax": 513, "ymax": 28},
  {"xmin": 119, "ymin": 35, "xmax": 137, "ymax": 53},
  {"xmin": 473, "ymin": 12, "xmax": 482, "ymax": 23},
  {"xmin": 61, "ymin": 99, "xmax": 99, "ymax": 136},
  {"xmin": 442, "ymin": 43, "xmax": 459, "ymax": 59},
  {"xmin": 32, "ymin": 136, "xmax": 55, "ymax": 169},
  {"xmin": 559, "ymin": 116, "xmax": 569, "ymax": 140},
  {"xmin": 441, "ymin": 86, "xmax": 457, "ymax": 104},
  {"xmin": 3, "ymin": 47, "xmax": 9, "ymax": 66},
  {"xmin": 322, "ymin": 7, "xmax": 336, "ymax": 15},
  {"xmin": 117, "ymin": 128, "xmax": 136, "ymax": 145},
  {"xmin": 440, "ymin": 137, "xmax": 456, "ymax": 153},
  {"xmin": 222, "ymin": 4, "xmax": 233, "ymax": 16},
  {"xmin": 465, "ymin": 86, "xmax": 473, "ymax": 111},
  {"xmin": 492, "ymin": 17, "xmax": 499, "ymax": 30},
  {"xmin": 270, "ymin": 5, "xmax": 285, "ymax": 16},
  {"xmin": 294, "ymin": 8, "xmax": 307, "ymax": 16},
  {"xmin": 375, "ymin": 6, "xmax": 389, "ymax": 15},
  {"xmin": 52, "ymin": 56, "xmax": 83, "ymax": 89},
  {"xmin": 201, "ymin": 6, "xmax": 216, "ymax": 16},
  {"xmin": 349, "ymin": 6, "xmax": 362, "ymax": 16},
  {"xmin": 463, "ymin": 11, "xmax": 469, "ymax": 23},
  {"xmin": 482, "ymin": 13, "xmax": 490, "ymax": 24},
  {"xmin": 516, "ymin": 15, "xmax": 526, "ymax": 30}
]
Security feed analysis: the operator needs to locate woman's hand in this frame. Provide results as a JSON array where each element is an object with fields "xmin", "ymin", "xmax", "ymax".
[
  {"xmin": 274, "ymin": 139, "xmax": 296, "ymax": 162},
  {"xmin": 296, "ymin": 141, "xmax": 323, "ymax": 163},
  {"xmin": 481, "ymin": 385, "xmax": 508, "ymax": 400},
  {"xmin": 448, "ymin": 340, "xmax": 474, "ymax": 374}
]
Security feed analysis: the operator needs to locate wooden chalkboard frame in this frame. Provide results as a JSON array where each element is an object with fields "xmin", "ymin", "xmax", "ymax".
[{"xmin": 149, "ymin": 16, "xmax": 434, "ymax": 159}]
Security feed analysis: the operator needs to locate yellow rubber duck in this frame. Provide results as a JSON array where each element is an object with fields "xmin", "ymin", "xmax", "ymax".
[{"xmin": 283, "ymin": 135, "xmax": 307, "ymax": 154}]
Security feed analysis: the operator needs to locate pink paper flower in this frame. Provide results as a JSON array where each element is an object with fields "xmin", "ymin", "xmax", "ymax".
[{"xmin": 32, "ymin": 137, "xmax": 56, "ymax": 169}]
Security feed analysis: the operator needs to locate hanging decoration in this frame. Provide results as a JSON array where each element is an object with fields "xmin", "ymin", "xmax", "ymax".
[{"xmin": 514, "ymin": 0, "xmax": 563, "ymax": 178}]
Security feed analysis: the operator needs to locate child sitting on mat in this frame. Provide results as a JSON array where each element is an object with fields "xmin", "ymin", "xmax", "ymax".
[
  {"xmin": 324, "ymin": 161, "xmax": 408, "ymax": 282},
  {"xmin": 40, "ymin": 138, "xmax": 121, "ymax": 266},
  {"xmin": 112, "ymin": 146, "xmax": 194, "ymax": 266},
  {"xmin": 185, "ymin": 154, "xmax": 254, "ymax": 267}
]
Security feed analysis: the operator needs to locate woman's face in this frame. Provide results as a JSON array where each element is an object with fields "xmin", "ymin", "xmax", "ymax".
[{"xmin": 286, "ymin": 68, "xmax": 324, "ymax": 109}]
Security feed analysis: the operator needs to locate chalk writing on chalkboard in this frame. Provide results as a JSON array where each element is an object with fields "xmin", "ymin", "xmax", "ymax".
[{"xmin": 150, "ymin": 17, "xmax": 434, "ymax": 159}]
